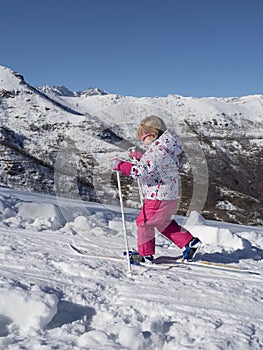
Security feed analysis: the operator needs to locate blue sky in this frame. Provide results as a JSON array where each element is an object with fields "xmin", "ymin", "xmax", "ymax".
[{"xmin": 1, "ymin": 0, "xmax": 262, "ymax": 97}]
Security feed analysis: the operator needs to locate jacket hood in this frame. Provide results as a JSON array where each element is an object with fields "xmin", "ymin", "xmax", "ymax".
[{"xmin": 150, "ymin": 129, "xmax": 182, "ymax": 156}]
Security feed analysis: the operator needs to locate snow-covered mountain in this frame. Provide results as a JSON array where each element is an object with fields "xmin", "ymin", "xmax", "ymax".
[
  {"xmin": 38, "ymin": 85, "xmax": 108, "ymax": 97},
  {"xmin": 0, "ymin": 65, "xmax": 262, "ymax": 225}
]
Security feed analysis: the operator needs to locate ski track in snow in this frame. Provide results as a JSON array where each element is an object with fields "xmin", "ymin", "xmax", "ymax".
[{"xmin": 0, "ymin": 187, "xmax": 263, "ymax": 349}]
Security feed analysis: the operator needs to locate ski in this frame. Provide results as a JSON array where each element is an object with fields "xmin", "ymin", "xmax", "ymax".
[
  {"xmin": 69, "ymin": 244, "xmax": 260, "ymax": 275},
  {"xmin": 69, "ymin": 244, "xmax": 124, "ymax": 262},
  {"xmin": 69, "ymin": 244, "xmax": 188, "ymax": 269},
  {"xmin": 155, "ymin": 256, "xmax": 260, "ymax": 275},
  {"xmin": 189, "ymin": 261, "xmax": 260, "ymax": 275}
]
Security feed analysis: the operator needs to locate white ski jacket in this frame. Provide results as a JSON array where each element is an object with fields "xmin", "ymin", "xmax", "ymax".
[{"xmin": 130, "ymin": 129, "xmax": 183, "ymax": 200}]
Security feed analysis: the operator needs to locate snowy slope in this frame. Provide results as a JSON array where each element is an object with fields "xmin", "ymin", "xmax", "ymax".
[{"xmin": 0, "ymin": 186, "xmax": 262, "ymax": 349}]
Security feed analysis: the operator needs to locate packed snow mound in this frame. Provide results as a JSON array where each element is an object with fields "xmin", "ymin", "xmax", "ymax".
[
  {"xmin": 118, "ymin": 325, "xmax": 151, "ymax": 350},
  {"xmin": 184, "ymin": 211, "xmax": 245, "ymax": 251},
  {"xmin": 1, "ymin": 189, "xmax": 263, "ymax": 256},
  {"xmin": 16, "ymin": 202, "xmax": 66, "ymax": 230},
  {"xmin": 17, "ymin": 202, "xmax": 63, "ymax": 220},
  {"xmin": 0, "ymin": 284, "xmax": 58, "ymax": 335}
]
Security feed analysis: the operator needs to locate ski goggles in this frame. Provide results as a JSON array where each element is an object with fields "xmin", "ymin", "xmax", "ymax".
[{"xmin": 140, "ymin": 133, "xmax": 156, "ymax": 142}]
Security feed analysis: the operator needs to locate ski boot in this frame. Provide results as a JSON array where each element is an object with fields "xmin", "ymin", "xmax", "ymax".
[
  {"xmin": 183, "ymin": 237, "xmax": 202, "ymax": 262},
  {"xmin": 124, "ymin": 250, "xmax": 154, "ymax": 265}
]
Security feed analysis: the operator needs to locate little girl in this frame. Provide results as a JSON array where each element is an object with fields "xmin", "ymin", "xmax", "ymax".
[{"xmin": 112, "ymin": 115, "xmax": 201, "ymax": 263}]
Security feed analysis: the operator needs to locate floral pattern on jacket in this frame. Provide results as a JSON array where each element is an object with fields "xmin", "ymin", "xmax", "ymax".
[{"xmin": 130, "ymin": 129, "xmax": 182, "ymax": 200}]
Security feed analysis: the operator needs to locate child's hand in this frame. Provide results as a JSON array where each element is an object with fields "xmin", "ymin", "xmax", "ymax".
[
  {"xmin": 129, "ymin": 150, "xmax": 143, "ymax": 161},
  {"xmin": 111, "ymin": 158, "xmax": 133, "ymax": 176},
  {"xmin": 111, "ymin": 157, "xmax": 123, "ymax": 171}
]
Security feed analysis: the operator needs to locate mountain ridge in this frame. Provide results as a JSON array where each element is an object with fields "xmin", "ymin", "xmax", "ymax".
[
  {"xmin": 0, "ymin": 65, "xmax": 262, "ymax": 225},
  {"xmin": 37, "ymin": 85, "xmax": 109, "ymax": 97}
]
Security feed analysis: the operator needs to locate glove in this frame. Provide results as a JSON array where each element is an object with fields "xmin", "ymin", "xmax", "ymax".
[
  {"xmin": 111, "ymin": 158, "xmax": 133, "ymax": 176},
  {"xmin": 111, "ymin": 157, "xmax": 123, "ymax": 171},
  {"xmin": 128, "ymin": 150, "xmax": 143, "ymax": 161}
]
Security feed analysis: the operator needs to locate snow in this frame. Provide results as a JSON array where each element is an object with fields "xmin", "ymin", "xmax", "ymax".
[
  {"xmin": 0, "ymin": 186, "xmax": 262, "ymax": 349},
  {"xmin": 0, "ymin": 286, "xmax": 58, "ymax": 335},
  {"xmin": 0, "ymin": 66, "xmax": 24, "ymax": 91},
  {"xmin": 1, "ymin": 65, "xmax": 263, "ymax": 348}
]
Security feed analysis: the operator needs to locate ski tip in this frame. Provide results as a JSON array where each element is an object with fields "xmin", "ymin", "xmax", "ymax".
[{"xmin": 69, "ymin": 243, "xmax": 84, "ymax": 254}]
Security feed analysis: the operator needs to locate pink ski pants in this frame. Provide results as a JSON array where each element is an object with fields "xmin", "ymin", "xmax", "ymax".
[{"xmin": 136, "ymin": 199, "xmax": 193, "ymax": 256}]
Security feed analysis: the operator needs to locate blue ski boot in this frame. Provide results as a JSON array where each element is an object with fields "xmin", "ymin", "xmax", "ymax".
[{"xmin": 183, "ymin": 237, "xmax": 202, "ymax": 261}]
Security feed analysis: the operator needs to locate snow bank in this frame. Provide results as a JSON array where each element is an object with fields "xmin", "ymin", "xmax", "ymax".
[
  {"xmin": 1, "ymin": 191, "xmax": 260, "ymax": 256},
  {"xmin": 0, "ymin": 285, "xmax": 58, "ymax": 334},
  {"xmin": 17, "ymin": 202, "xmax": 63, "ymax": 221},
  {"xmin": 15, "ymin": 202, "xmax": 66, "ymax": 230},
  {"xmin": 240, "ymin": 230, "xmax": 263, "ymax": 249},
  {"xmin": 78, "ymin": 330, "xmax": 117, "ymax": 349},
  {"xmin": 118, "ymin": 325, "xmax": 150, "ymax": 350},
  {"xmin": 183, "ymin": 211, "xmax": 244, "ymax": 251}
]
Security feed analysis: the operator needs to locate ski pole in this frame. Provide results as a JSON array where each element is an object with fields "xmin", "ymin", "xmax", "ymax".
[
  {"xmin": 128, "ymin": 147, "xmax": 143, "ymax": 207},
  {"xmin": 136, "ymin": 173, "xmax": 144, "ymax": 207},
  {"xmin": 116, "ymin": 170, "xmax": 131, "ymax": 273}
]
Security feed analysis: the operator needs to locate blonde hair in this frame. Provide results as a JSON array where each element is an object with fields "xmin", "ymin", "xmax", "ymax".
[{"xmin": 137, "ymin": 115, "xmax": 167, "ymax": 139}]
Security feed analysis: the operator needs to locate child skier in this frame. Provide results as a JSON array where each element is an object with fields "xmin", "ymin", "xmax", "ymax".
[{"xmin": 112, "ymin": 115, "xmax": 201, "ymax": 263}]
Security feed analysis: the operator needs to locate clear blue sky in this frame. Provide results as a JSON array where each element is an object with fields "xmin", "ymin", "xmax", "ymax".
[{"xmin": 1, "ymin": 0, "xmax": 262, "ymax": 97}]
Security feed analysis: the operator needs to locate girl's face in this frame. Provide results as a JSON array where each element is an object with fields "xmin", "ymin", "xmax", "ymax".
[{"xmin": 141, "ymin": 133, "xmax": 157, "ymax": 146}]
